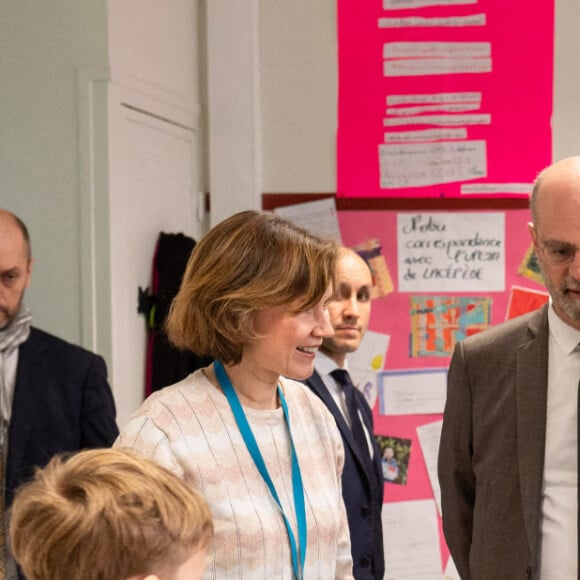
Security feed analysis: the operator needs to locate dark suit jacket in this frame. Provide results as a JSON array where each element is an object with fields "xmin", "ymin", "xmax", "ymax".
[
  {"xmin": 438, "ymin": 305, "xmax": 550, "ymax": 580},
  {"xmin": 5, "ymin": 327, "xmax": 119, "ymax": 508},
  {"xmin": 305, "ymin": 370, "xmax": 385, "ymax": 580}
]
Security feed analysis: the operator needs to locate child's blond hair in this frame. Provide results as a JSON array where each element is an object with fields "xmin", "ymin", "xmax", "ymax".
[{"xmin": 9, "ymin": 448, "xmax": 213, "ymax": 580}]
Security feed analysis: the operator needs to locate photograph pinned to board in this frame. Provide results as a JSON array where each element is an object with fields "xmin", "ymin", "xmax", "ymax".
[
  {"xmin": 353, "ymin": 238, "xmax": 394, "ymax": 298},
  {"xmin": 376, "ymin": 435, "xmax": 411, "ymax": 485}
]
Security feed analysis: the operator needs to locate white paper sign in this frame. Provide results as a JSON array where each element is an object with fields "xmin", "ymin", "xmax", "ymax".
[
  {"xmin": 379, "ymin": 368, "xmax": 447, "ymax": 415},
  {"xmin": 348, "ymin": 330, "xmax": 391, "ymax": 409},
  {"xmin": 397, "ymin": 212, "xmax": 505, "ymax": 292},
  {"xmin": 417, "ymin": 420, "xmax": 444, "ymax": 515},
  {"xmin": 273, "ymin": 198, "xmax": 342, "ymax": 243},
  {"xmin": 443, "ymin": 556, "xmax": 460, "ymax": 580},
  {"xmin": 382, "ymin": 500, "xmax": 442, "ymax": 579},
  {"xmin": 379, "ymin": 141, "xmax": 488, "ymax": 189}
]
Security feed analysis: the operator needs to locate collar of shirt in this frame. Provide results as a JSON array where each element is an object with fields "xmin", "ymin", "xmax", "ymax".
[
  {"xmin": 313, "ymin": 351, "xmax": 375, "ymax": 457},
  {"xmin": 314, "ymin": 350, "xmax": 348, "ymax": 376},
  {"xmin": 313, "ymin": 350, "xmax": 351, "ymax": 423},
  {"xmin": 547, "ymin": 301, "xmax": 580, "ymax": 356}
]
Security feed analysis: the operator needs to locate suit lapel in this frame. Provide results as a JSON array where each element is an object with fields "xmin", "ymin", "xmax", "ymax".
[
  {"xmin": 515, "ymin": 306, "xmax": 549, "ymax": 558},
  {"xmin": 307, "ymin": 371, "xmax": 374, "ymax": 479},
  {"xmin": 7, "ymin": 330, "xmax": 46, "ymax": 478}
]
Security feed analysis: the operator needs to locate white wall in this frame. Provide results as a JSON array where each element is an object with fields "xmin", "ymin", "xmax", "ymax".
[
  {"xmin": 553, "ymin": 0, "xmax": 580, "ymax": 161},
  {"xmin": 259, "ymin": 0, "xmax": 338, "ymax": 193},
  {"xmin": 206, "ymin": 0, "xmax": 262, "ymax": 226},
  {"xmin": 0, "ymin": 1, "xmax": 108, "ymax": 343},
  {"xmin": 108, "ymin": 0, "xmax": 202, "ymax": 105}
]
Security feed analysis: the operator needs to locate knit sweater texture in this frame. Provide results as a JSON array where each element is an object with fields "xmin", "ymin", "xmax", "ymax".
[{"xmin": 115, "ymin": 369, "xmax": 354, "ymax": 579}]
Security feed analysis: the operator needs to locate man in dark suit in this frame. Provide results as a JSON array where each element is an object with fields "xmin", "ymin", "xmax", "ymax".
[
  {"xmin": 304, "ymin": 247, "xmax": 384, "ymax": 580},
  {"xmin": 439, "ymin": 156, "xmax": 580, "ymax": 580},
  {"xmin": 0, "ymin": 209, "xmax": 119, "ymax": 577}
]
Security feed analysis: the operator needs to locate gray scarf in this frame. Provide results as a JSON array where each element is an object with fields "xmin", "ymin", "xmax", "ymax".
[
  {"xmin": 0, "ymin": 305, "xmax": 32, "ymax": 354},
  {"xmin": 1, "ymin": 304, "xmax": 32, "ymax": 450}
]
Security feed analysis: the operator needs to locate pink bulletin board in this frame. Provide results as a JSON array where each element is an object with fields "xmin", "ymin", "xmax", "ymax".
[
  {"xmin": 337, "ymin": 0, "xmax": 554, "ymax": 199},
  {"xmin": 337, "ymin": 207, "xmax": 547, "ymax": 569}
]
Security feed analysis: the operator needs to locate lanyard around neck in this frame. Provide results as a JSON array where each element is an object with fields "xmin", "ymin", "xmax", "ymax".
[{"xmin": 213, "ymin": 360, "xmax": 307, "ymax": 580}]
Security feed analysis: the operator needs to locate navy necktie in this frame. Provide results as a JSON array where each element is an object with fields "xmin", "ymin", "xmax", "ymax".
[{"xmin": 331, "ymin": 369, "xmax": 371, "ymax": 463}]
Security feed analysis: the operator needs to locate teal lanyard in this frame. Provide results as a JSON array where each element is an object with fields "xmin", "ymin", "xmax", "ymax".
[{"xmin": 214, "ymin": 360, "xmax": 307, "ymax": 580}]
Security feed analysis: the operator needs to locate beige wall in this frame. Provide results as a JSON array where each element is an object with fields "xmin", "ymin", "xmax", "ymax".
[
  {"xmin": 0, "ymin": 1, "xmax": 109, "ymax": 343},
  {"xmin": 260, "ymin": 0, "xmax": 337, "ymax": 193}
]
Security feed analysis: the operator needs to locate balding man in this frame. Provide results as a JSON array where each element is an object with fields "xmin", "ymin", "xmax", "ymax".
[
  {"xmin": 439, "ymin": 157, "xmax": 580, "ymax": 580},
  {"xmin": 0, "ymin": 209, "xmax": 118, "ymax": 579},
  {"xmin": 304, "ymin": 247, "xmax": 384, "ymax": 580}
]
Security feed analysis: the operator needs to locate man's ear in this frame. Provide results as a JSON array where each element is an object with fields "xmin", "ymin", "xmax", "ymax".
[
  {"xmin": 527, "ymin": 221, "xmax": 538, "ymax": 247},
  {"xmin": 24, "ymin": 257, "xmax": 34, "ymax": 289}
]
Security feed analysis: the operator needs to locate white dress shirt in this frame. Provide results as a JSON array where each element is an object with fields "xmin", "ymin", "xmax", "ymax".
[
  {"xmin": 313, "ymin": 351, "xmax": 375, "ymax": 458},
  {"xmin": 540, "ymin": 304, "xmax": 580, "ymax": 579}
]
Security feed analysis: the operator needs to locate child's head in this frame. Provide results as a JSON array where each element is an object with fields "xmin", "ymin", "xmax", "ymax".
[
  {"xmin": 382, "ymin": 446, "xmax": 395, "ymax": 460},
  {"xmin": 9, "ymin": 448, "xmax": 213, "ymax": 580}
]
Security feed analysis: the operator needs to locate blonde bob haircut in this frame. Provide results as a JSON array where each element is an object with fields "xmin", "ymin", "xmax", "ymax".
[
  {"xmin": 9, "ymin": 448, "xmax": 213, "ymax": 580},
  {"xmin": 166, "ymin": 210, "xmax": 337, "ymax": 365}
]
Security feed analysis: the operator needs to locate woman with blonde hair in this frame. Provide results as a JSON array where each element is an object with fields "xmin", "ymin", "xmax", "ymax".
[{"xmin": 116, "ymin": 210, "xmax": 353, "ymax": 579}]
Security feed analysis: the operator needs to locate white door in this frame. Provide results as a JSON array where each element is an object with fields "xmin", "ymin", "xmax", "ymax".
[{"xmin": 107, "ymin": 84, "xmax": 205, "ymax": 426}]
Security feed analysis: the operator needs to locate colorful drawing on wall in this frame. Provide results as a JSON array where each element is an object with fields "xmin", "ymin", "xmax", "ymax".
[
  {"xmin": 518, "ymin": 244, "xmax": 544, "ymax": 285},
  {"xmin": 354, "ymin": 238, "xmax": 394, "ymax": 298},
  {"xmin": 409, "ymin": 295, "xmax": 492, "ymax": 357},
  {"xmin": 376, "ymin": 435, "xmax": 411, "ymax": 485},
  {"xmin": 505, "ymin": 285, "xmax": 549, "ymax": 320}
]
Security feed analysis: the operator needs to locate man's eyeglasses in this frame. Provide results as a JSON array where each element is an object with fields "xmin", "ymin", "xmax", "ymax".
[{"xmin": 537, "ymin": 240, "xmax": 580, "ymax": 265}]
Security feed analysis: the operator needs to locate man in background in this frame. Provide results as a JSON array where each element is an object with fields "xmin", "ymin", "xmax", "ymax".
[
  {"xmin": 439, "ymin": 156, "xmax": 580, "ymax": 579},
  {"xmin": 0, "ymin": 209, "xmax": 118, "ymax": 578},
  {"xmin": 304, "ymin": 247, "xmax": 384, "ymax": 580}
]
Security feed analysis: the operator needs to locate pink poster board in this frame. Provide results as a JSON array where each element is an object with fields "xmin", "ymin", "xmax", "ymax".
[
  {"xmin": 337, "ymin": 0, "xmax": 554, "ymax": 199},
  {"xmin": 338, "ymin": 207, "xmax": 545, "ymax": 567}
]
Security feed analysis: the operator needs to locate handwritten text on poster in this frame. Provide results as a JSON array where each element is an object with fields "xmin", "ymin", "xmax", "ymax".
[{"xmin": 397, "ymin": 212, "xmax": 505, "ymax": 292}]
